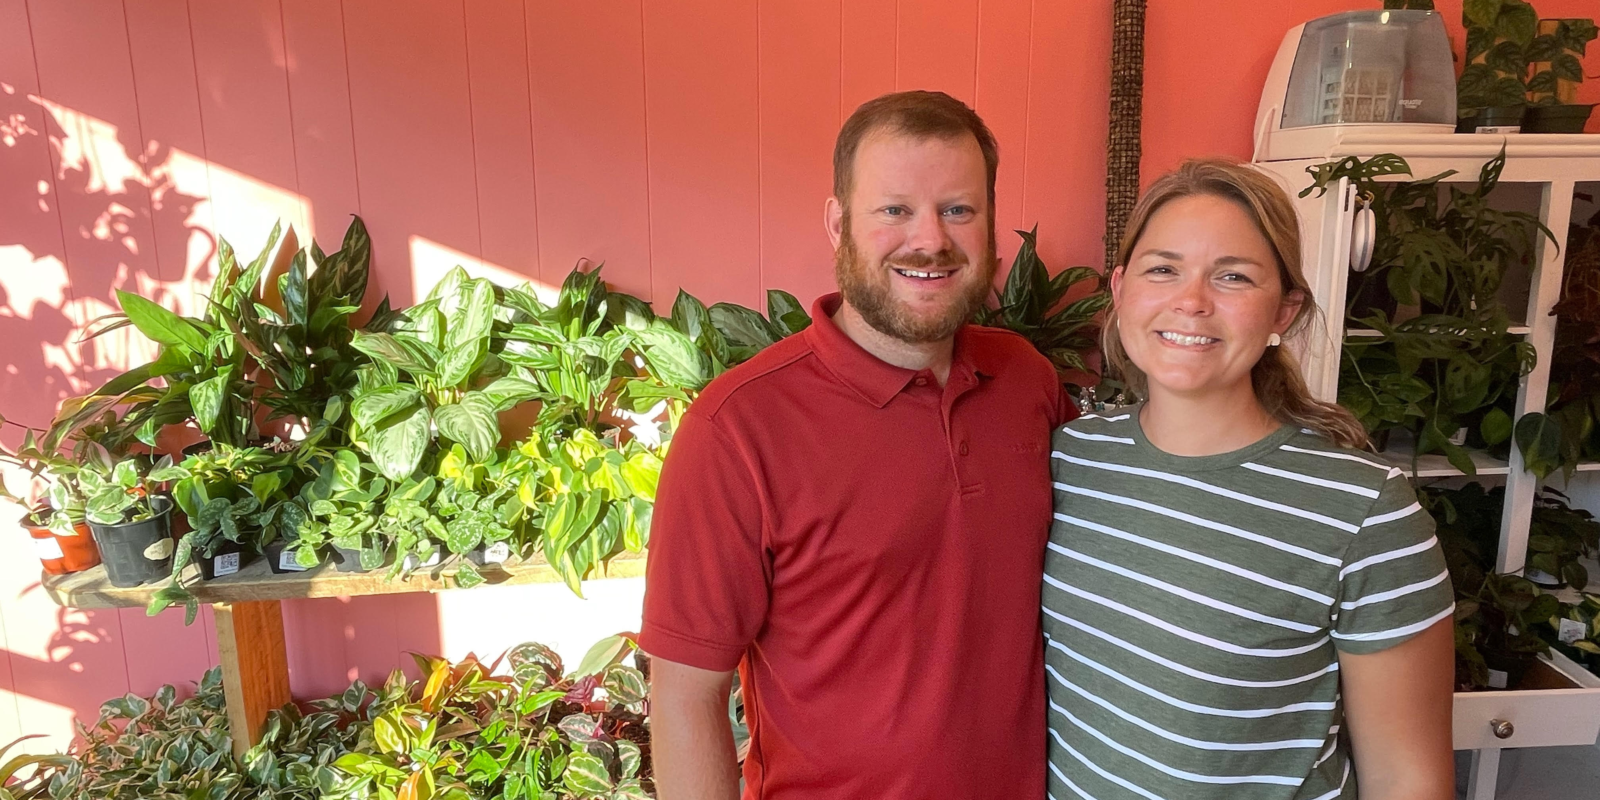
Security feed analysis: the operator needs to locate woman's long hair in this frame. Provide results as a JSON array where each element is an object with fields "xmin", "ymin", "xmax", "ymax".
[{"xmin": 1102, "ymin": 158, "xmax": 1370, "ymax": 450}]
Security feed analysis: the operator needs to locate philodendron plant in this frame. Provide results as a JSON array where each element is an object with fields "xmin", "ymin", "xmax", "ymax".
[{"xmin": 77, "ymin": 452, "xmax": 186, "ymax": 527}]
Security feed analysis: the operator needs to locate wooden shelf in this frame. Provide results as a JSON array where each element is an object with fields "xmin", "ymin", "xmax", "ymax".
[
  {"xmin": 1345, "ymin": 326, "xmax": 1531, "ymax": 338},
  {"xmin": 42, "ymin": 550, "xmax": 647, "ymax": 610},
  {"xmin": 1373, "ymin": 433, "xmax": 1510, "ymax": 479}
]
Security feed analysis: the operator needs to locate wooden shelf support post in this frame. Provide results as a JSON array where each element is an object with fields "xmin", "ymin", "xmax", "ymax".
[{"xmin": 213, "ymin": 600, "xmax": 292, "ymax": 759}]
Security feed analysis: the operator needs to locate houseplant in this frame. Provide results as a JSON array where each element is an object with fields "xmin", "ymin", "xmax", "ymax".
[
  {"xmin": 1302, "ymin": 150, "xmax": 1546, "ymax": 473},
  {"xmin": 1523, "ymin": 17, "xmax": 1598, "ymax": 132},
  {"xmin": 1526, "ymin": 487, "xmax": 1599, "ymax": 589},
  {"xmin": 974, "ymin": 226, "xmax": 1111, "ymax": 391},
  {"xmin": 1515, "ymin": 201, "xmax": 1600, "ymax": 478},
  {"xmin": 77, "ymin": 452, "xmax": 187, "ymax": 588},
  {"xmin": 0, "ymin": 417, "xmax": 100, "ymax": 574}
]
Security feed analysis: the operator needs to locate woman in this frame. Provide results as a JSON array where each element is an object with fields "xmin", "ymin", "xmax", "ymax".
[{"xmin": 1044, "ymin": 159, "xmax": 1454, "ymax": 799}]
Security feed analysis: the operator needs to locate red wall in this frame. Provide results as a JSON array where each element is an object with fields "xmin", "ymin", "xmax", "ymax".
[{"xmin": 2, "ymin": 0, "xmax": 1598, "ymax": 752}]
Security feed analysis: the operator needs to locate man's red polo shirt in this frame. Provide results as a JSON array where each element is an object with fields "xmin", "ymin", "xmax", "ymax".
[{"xmin": 640, "ymin": 293, "xmax": 1072, "ymax": 799}]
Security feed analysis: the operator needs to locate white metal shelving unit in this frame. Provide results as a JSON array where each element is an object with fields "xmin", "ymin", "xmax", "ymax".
[{"xmin": 1256, "ymin": 133, "xmax": 1600, "ymax": 800}]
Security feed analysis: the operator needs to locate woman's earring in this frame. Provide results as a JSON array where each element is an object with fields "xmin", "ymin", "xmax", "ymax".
[{"xmin": 1267, "ymin": 333, "xmax": 1282, "ymax": 347}]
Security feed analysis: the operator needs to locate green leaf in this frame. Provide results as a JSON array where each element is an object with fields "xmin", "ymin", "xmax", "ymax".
[
  {"xmin": 634, "ymin": 322, "xmax": 710, "ymax": 390},
  {"xmin": 1515, "ymin": 412, "xmax": 1562, "ymax": 480},
  {"xmin": 671, "ymin": 290, "xmax": 712, "ymax": 342},
  {"xmin": 766, "ymin": 290, "xmax": 810, "ymax": 336},
  {"xmin": 1463, "ymin": 0, "xmax": 1502, "ymax": 29},
  {"xmin": 710, "ymin": 303, "xmax": 779, "ymax": 351},
  {"xmin": 572, "ymin": 634, "xmax": 635, "ymax": 678},
  {"xmin": 117, "ymin": 290, "xmax": 207, "ymax": 353},
  {"xmin": 561, "ymin": 751, "xmax": 612, "ymax": 796},
  {"xmin": 1481, "ymin": 407, "xmax": 1513, "ymax": 446},
  {"xmin": 368, "ymin": 405, "xmax": 431, "ymax": 481},
  {"xmin": 602, "ymin": 664, "xmax": 646, "ymax": 705},
  {"xmin": 351, "ymin": 385, "xmax": 423, "ymax": 429},
  {"xmin": 1552, "ymin": 52, "xmax": 1584, "ymax": 81},
  {"xmin": 1495, "ymin": 1, "xmax": 1537, "ymax": 46},
  {"xmin": 480, "ymin": 376, "xmax": 543, "ymax": 411},
  {"xmin": 432, "ymin": 393, "xmax": 499, "ymax": 462},
  {"xmin": 435, "ymin": 340, "xmax": 487, "ymax": 387},
  {"xmin": 446, "ymin": 279, "xmax": 497, "ymax": 351},
  {"xmin": 616, "ymin": 739, "xmax": 642, "ymax": 780},
  {"xmin": 190, "ymin": 365, "xmax": 235, "ymax": 435},
  {"xmin": 282, "ymin": 250, "xmax": 310, "ymax": 329}
]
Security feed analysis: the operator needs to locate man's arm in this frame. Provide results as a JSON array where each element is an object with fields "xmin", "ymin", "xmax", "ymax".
[
  {"xmin": 649, "ymin": 657, "xmax": 740, "ymax": 800},
  {"xmin": 1339, "ymin": 618, "xmax": 1454, "ymax": 800}
]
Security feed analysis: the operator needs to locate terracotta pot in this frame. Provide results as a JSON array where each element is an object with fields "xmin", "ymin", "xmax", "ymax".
[{"xmin": 25, "ymin": 519, "xmax": 101, "ymax": 575}]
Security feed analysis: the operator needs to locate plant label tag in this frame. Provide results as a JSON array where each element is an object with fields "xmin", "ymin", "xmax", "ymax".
[
  {"xmin": 32, "ymin": 537, "xmax": 64, "ymax": 560},
  {"xmin": 1475, "ymin": 125, "xmax": 1520, "ymax": 134},
  {"xmin": 1448, "ymin": 426, "xmax": 1469, "ymax": 446},
  {"xmin": 213, "ymin": 552, "xmax": 241, "ymax": 577},
  {"xmin": 278, "ymin": 550, "xmax": 309, "ymax": 572},
  {"xmin": 144, "ymin": 539, "xmax": 174, "ymax": 561},
  {"xmin": 485, "ymin": 542, "xmax": 511, "ymax": 564},
  {"xmin": 1559, "ymin": 618, "xmax": 1587, "ymax": 645},
  {"xmin": 1487, "ymin": 669, "xmax": 1509, "ymax": 689}
]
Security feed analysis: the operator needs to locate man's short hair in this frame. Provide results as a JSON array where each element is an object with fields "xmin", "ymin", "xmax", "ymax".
[{"xmin": 832, "ymin": 90, "xmax": 999, "ymax": 213}]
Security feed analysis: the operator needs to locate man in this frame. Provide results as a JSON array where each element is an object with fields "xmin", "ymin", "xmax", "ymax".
[{"xmin": 641, "ymin": 90, "xmax": 1072, "ymax": 799}]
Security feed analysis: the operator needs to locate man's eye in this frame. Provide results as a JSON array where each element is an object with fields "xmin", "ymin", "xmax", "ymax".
[
  {"xmin": 943, "ymin": 206, "xmax": 973, "ymax": 217},
  {"xmin": 883, "ymin": 206, "xmax": 907, "ymax": 216}
]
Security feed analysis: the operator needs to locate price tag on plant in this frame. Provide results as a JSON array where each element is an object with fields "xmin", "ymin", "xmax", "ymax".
[
  {"xmin": 278, "ymin": 549, "xmax": 308, "ymax": 572},
  {"xmin": 485, "ymin": 542, "xmax": 511, "ymax": 564},
  {"xmin": 1487, "ymin": 669, "xmax": 1509, "ymax": 690},
  {"xmin": 213, "ymin": 552, "xmax": 240, "ymax": 577},
  {"xmin": 32, "ymin": 537, "xmax": 63, "ymax": 561},
  {"xmin": 1559, "ymin": 618, "xmax": 1588, "ymax": 645}
]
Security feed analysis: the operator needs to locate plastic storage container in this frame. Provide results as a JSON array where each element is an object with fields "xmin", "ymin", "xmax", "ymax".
[{"xmin": 1255, "ymin": 10, "xmax": 1456, "ymax": 161}]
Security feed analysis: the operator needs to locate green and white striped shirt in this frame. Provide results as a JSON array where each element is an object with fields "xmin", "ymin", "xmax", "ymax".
[{"xmin": 1043, "ymin": 409, "xmax": 1453, "ymax": 800}]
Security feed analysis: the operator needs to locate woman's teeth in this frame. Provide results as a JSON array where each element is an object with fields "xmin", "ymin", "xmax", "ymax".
[{"xmin": 1159, "ymin": 331, "xmax": 1218, "ymax": 346}]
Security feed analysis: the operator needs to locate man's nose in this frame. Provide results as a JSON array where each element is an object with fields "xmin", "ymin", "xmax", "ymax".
[{"xmin": 905, "ymin": 209, "xmax": 952, "ymax": 253}]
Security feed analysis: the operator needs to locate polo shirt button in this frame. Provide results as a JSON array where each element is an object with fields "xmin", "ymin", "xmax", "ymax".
[
  {"xmin": 914, "ymin": 377, "xmax": 928, "ymax": 386},
  {"xmin": 958, "ymin": 442, "xmax": 969, "ymax": 455}
]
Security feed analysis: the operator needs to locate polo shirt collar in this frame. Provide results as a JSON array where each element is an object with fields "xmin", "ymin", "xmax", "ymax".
[{"xmin": 806, "ymin": 293, "xmax": 995, "ymax": 408}]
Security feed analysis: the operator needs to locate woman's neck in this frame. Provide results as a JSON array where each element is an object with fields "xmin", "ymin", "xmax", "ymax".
[{"xmin": 1139, "ymin": 384, "xmax": 1283, "ymax": 457}]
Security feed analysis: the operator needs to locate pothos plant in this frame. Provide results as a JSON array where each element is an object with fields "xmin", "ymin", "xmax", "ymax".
[
  {"xmin": 0, "ymin": 416, "xmax": 90, "ymax": 536},
  {"xmin": 1302, "ymin": 150, "xmax": 1546, "ymax": 474}
]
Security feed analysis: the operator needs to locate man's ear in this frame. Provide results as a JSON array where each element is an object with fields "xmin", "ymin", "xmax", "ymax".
[{"xmin": 824, "ymin": 196, "xmax": 844, "ymax": 250}]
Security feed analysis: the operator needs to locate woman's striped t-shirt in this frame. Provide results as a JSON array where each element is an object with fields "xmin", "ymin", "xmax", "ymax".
[{"xmin": 1043, "ymin": 409, "xmax": 1454, "ymax": 800}]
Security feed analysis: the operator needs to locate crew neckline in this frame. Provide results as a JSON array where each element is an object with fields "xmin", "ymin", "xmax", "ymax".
[{"xmin": 1126, "ymin": 403, "xmax": 1301, "ymax": 473}]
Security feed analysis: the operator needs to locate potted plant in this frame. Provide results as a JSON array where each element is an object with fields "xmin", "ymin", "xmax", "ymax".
[
  {"xmin": 974, "ymin": 226, "xmax": 1111, "ymax": 392},
  {"xmin": 1523, "ymin": 17, "xmax": 1598, "ymax": 132},
  {"xmin": 1515, "ymin": 201, "xmax": 1600, "ymax": 479},
  {"xmin": 1303, "ymin": 150, "xmax": 1549, "ymax": 472},
  {"xmin": 1525, "ymin": 488, "xmax": 1600, "ymax": 588},
  {"xmin": 0, "ymin": 417, "xmax": 100, "ymax": 574},
  {"xmin": 1456, "ymin": 0, "xmax": 1538, "ymax": 131},
  {"xmin": 77, "ymin": 452, "xmax": 187, "ymax": 588}
]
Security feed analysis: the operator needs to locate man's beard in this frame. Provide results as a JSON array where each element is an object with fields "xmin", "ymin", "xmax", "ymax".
[{"xmin": 834, "ymin": 218, "xmax": 995, "ymax": 344}]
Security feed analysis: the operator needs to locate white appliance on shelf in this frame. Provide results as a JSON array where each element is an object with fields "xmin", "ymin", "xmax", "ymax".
[{"xmin": 1254, "ymin": 9, "xmax": 1457, "ymax": 162}]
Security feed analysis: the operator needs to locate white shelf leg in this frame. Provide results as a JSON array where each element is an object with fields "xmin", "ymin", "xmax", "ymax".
[
  {"xmin": 1496, "ymin": 179, "xmax": 1575, "ymax": 574},
  {"xmin": 1466, "ymin": 748, "xmax": 1502, "ymax": 800}
]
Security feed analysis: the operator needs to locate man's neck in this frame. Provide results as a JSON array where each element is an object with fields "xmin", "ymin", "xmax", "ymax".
[
  {"xmin": 1139, "ymin": 383, "xmax": 1281, "ymax": 457},
  {"xmin": 832, "ymin": 301, "xmax": 955, "ymax": 385}
]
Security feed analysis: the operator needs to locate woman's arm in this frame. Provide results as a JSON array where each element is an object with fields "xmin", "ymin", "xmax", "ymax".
[{"xmin": 1338, "ymin": 618, "xmax": 1455, "ymax": 800}]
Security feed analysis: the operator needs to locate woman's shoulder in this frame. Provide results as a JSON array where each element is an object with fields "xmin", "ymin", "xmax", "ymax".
[
  {"xmin": 1054, "ymin": 408, "xmax": 1139, "ymax": 448},
  {"xmin": 1260, "ymin": 428, "xmax": 1406, "ymax": 495}
]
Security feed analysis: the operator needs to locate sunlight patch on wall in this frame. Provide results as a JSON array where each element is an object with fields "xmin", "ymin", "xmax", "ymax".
[{"xmin": 409, "ymin": 235, "xmax": 559, "ymax": 305}]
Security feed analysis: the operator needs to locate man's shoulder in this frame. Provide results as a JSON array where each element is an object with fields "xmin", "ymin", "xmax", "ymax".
[
  {"xmin": 962, "ymin": 324, "xmax": 1057, "ymax": 386},
  {"xmin": 690, "ymin": 331, "xmax": 818, "ymax": 419}
]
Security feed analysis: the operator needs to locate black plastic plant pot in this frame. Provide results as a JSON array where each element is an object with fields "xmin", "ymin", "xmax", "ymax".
[
  {"xmin": 265, "ymin": 540, "xmax": 319, "ymax": 574},
  {"xmin": 197, "ymin": 540, "xmax": 255, "ymax": 581},
  {"xmin": 1455, "ymin": 106, "xmax": 1526, "ymax": 133},
  {"xmin": 1482, "ymin": 649, "xmax": 1539, "ymax": 690},
  {"xmin": 1522, "ymin": 103, "xmax": 1595, "ymax": 134},
  {"xmin": 332, "ymin": 545, "xmax": 392, "ymax": 573},
  {"xmin": 88, "ymin": 496, "xmax": 175, "ymax": 589}
]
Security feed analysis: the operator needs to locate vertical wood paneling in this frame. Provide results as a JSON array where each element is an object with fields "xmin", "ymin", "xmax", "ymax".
[
  {"xmin": 464, "ymin": 0, "xmax": 539, "ymax": 281},
  {"xmin": 895, "ymin": 0, "xmax": 979, "ymax": 104},
  {"xmin": 525, "ymin": 0, "xmax": 652, "ymax": 300},
  {"xmin": 757, "ymin": 0, "xmax": 840, "ymax": 307},
  {"xmin": 341, "ymin": 0, "xmax": 481, "ymax": 306},
  {"xmin": 643, "ymin": 0, "xmax": 761, "ymax": 308},
  {"xmin": 187, "ymin": 0, "xmax": 308, "ymax": 259},
  {"xmin": 840, "ymin": 0, "xmax": 897, "ymax": 119},
  {"xmin": 280, "ymin": 597, "xmax": 356, "ymax": 700},
  {"xmin": 974, "ymin": 0, "xmax": 1032, "ymax": 266},
  {"xmin": 1020, "ymin": 1, "xmax": 1110, "ymax": 271},
  {"xmin": 280, "ymin": 0, "xmax": 363, "ymax": 257},
  {"xmin": 118, "ymin": 606, "xmax": 215, "ymax": 696},
  {"xmin": 122, "ymin": 0, "xmax": 215, "ymax": 317}
]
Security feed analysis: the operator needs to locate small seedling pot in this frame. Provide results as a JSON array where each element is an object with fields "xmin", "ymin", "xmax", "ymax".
[
  {"xmin": 25, "ymin": 517, "xmax": 101, "ymax": 575},
  {"xmin": 1522, "ymin": 103, "xmax": 1595, "ymax": 133},
  {"xmin": 1456, "ymin": 105, "xmax": 1525, "ymax": 133},
  {"xmin": 197, "ymin": 540, "xmax": 255, "ymax": 580},
  {"xmin": 265, "ymin": 540, "xmax": 321, "ymax": 574}
]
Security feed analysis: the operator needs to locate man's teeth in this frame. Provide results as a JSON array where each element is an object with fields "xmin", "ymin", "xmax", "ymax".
[
  {"xmin": 895, "ymin": 268, "xmax": 951, "ymax": 279},
  {"xmin": 1159, "ymin": 331, "xmax": 1218, "ymax": 346}
]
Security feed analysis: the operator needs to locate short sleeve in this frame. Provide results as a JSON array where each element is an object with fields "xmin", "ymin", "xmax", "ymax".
[
  {"xmin": 638, "ymin": 407, "xmax": 771, "ymax": 672},
  {"xmin": 1332, "ymin": 471, "xmax": 1455, "ymax": 654}
]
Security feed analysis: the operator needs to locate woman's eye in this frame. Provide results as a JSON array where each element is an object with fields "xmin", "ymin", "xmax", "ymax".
[{"xmin": 1220, "ymin": 272, "xmax": 1254, "ymax": 284}]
